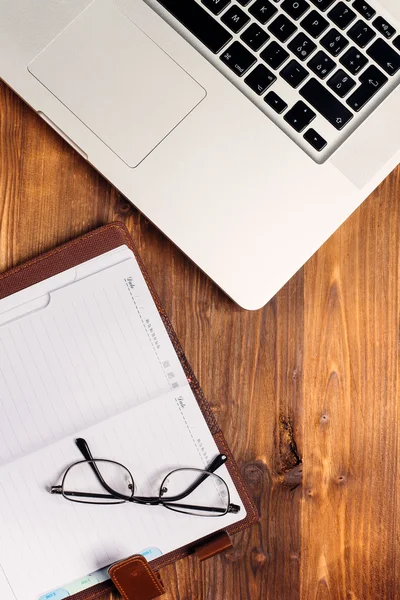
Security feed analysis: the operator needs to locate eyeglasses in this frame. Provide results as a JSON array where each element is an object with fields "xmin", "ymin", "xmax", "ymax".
[{"xmin": 50, "ymin": 438, "xmax": 241, "ymax": 517}]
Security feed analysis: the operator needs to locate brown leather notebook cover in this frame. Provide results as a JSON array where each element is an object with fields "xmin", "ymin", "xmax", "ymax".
[{"xmin": 0, "ymin": 222, "xmax": 258, "ymax": 600}]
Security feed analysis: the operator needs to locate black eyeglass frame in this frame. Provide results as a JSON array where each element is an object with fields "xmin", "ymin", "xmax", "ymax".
[{"xmin": 51, "ymin": 438, "xmax": 241, "ymax": 517}]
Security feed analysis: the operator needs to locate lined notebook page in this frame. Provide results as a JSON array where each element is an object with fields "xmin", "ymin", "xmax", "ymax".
[
  {"xmin": 0, "ymin": 247, "xmax": 246, "ymax": 600},
  {"xmin": 0, "ymin": 388, "xmax": 245, "ymax": 600},
  {"xmin": 0, "ymin": 253, "xmax": 187, "ymax": 467}
]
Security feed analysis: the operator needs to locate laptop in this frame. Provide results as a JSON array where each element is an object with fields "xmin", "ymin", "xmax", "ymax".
[{"xmin": 0, "ymin": 0, "xmax": 399, "ymax": 310}]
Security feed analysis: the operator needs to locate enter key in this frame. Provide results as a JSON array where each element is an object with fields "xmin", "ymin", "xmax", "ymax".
[{"xmin": 347, "ymin": 64, "xmax": 388, "ymax": 112}]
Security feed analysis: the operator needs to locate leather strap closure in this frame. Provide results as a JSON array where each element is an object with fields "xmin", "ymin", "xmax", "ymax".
[
  {"xmin": 194, "ymin": 531, "xmax": 233, "ymax": 561},
  {"xmin": 109, "ymin": 555, "xmax": 165, "ymax": 600}
]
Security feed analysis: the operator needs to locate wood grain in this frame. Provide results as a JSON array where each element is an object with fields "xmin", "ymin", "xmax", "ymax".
[{"xmin": 0, "ymin": 80, "xmax": 399, "ymax": 600}]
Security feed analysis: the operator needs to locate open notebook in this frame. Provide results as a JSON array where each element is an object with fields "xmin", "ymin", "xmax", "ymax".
[{"xmin": 0, "ymin": 227, "xmax": 255, "ymax": 600}]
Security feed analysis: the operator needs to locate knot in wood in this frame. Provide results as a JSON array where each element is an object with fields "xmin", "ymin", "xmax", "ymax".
[
  {"xmin": 320, "ymin": 413, "xmax": 329, "ymax": 424},
  {"xmin": 278, "ymin": 415, "xmax": 302, "ymax": 475},
  {"xmin": 242, "ymin": 462, "xmax": 264, "ymax": 491},
  {"xmin": 250, "ymin": 547, "xmax": 269, "ymax": 571}
]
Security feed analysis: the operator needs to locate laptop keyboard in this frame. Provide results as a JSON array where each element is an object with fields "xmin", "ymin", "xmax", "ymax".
[{"xmin": 154, "ymin": 0, "xmax": 400, "ymax": 162}]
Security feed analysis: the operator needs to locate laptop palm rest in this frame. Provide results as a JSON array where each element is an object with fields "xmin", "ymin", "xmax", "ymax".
[{"xmin": 27, "ymin": 0, "xmax": 206, "ymax": 168}]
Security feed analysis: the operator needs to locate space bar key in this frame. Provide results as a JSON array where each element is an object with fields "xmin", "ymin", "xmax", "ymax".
[
  {"xmin": 300, "ymin": 79, "xmax": 353, "ymax": 131},
  {"xmin": 155, "ymin": 0, "xmax": 233, "ymax": 54}
]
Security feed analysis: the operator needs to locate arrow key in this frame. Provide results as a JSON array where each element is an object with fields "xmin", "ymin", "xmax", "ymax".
[
  {"xmin": 264, "ymin": 91, "xmax": 288, "ymax": 114},
  {"xmin": 284, "ymin": 101, "xmax": 316, "ymax": 133},
  {"xmin": 346, "ymin": 64, "xmax": 388, "ymax": 111},
  {"xmin": 304, "ymin": 128, "xmax": 327, "ymax": 151}
]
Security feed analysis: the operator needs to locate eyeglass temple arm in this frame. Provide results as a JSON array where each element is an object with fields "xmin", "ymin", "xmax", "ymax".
[
  {"xmin": 74, "ymin": 438, "xmax": 129, "ymax": 499},
  {"xmin": 155, "ymin": 452, "xmax": 241, "ymax": 513},
  {"xmin": 76, "ymin": 438, "xmax": 95, "ymax": 460},
  {"xmin": 156, "ymin": 453, "xmax": 229, "ymax": 504},
  {"xmin": 194, "ymin": 454, "xmax": 241, "ymax": 512},
  {"xmin": 162, "ymin": 502, "xmax": 240, "ymax": 514},
  {"xmin": 207, "ymin": 453, "xmax": 228, "ymax": 474}
]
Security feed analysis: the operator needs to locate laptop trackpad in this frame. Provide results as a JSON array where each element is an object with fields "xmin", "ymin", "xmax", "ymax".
[{"xmin": 28, "ymin": 0, "xmax": 206, "ymax": 168}]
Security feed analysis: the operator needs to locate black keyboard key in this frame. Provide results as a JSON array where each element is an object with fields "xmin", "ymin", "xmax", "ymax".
[
  {"xmin": 281, "ymin": 0, "xmax": 310, "ymax": 20},
  {"xmin": 393, "ymin": 35, "xmax": 400, "ymax": 50},
  {"xmin": 284, "ymin": 100, "xmax": 316, "ymax": 132},
  {"xmin": 308, "ymin": 50, "xmax": 336, "ymax": 78},
  {"xmin": 301, "ymin": 10, "xmax": 329, "ymax": 38},
  {"xmin": 202, "ymin": 0, "xmax": 231, "ymax": 15},
  {"xmin": 264, "ymin": 91, "xmax": 288, "ymax": 113},
  {"xmin": 221, "ymin": 6, "xmax": 250, "ymax": 32},
  {"xmin": 281, "ymin": 59, "xmax": 309, "ymax": 87},
  {"xmin": 346, "ymin": 64, "xmax": 388, "ymax": 111},
  {"xmin": 394, "ymin": 36, "xmax": 400, "ymax": 52},
  {"xmin": 220, "ymin": 41, "xmax": 257, "ymax": 75},
  {"xmin": 309, "ymin": 0, "xmax": 335, "ymax": 11},
  {"xmin": 157, "ymin": 0, "xmax": 232, "ymax": 54},
  {"xmin": 245, "ymin": 64, "xmax": 277, "ymax": 94},
  {"xmin": 304, "ymin": 128, "xmax": 327, "ymax": 151},
  {"xmin": 241, "ymin": 23, "xmax": 270, "ymax": 51},
  {"xmin": 327, "ymin": 68, "xmax": 356, "ymax": 96},
  {"xmin": 348, "ymin": 21, "xmax": 376, "ymax": 48},
  {"xmin": 340, "ymin": 47, "xmax": 368, "ymax": 75},
  {"xmin": 367, "ymin": 38, "xmax": 400, "ymax": 76},
  {"xmin": 237, "ymin": 0, "xmax": 252, "ymax": 4},
  {"xmin": 288, "ymin": 32, "xmax": 317, "ymax": 61},
  {"xmin": 373, "ymin": 16, "xmax": 396, "ymax": 40},
  {"xmin": 249, "ymin": 0, "xmax": 278, "ymax": 24},
  {"xmin": 352, "ymin": 0, "xmax": 375, "ymax": 20},
  {"xmin": 328, "ymin": 2, "xmax": 356, "ymax": 30},
  {"xmin": 321, "ymin": 28, "xmax": 349, "ymax": 56},
  {"xmin": 360, "ymin": 63, "xmax": 388, "ymax": 86},
  {"xmin": 362, "ymin": 63, "xmax": 388, "ymax": 83},
  {"xmin": 269, "ymin": 14, "xmax": 297, "ymax": 42},
  {"xmin": 300, "ymin": 78, "xmax": 353, "ymax": 129},
  {"xmin": 261, "ymin": 41, "xmax": 290, "ymax": 68}
]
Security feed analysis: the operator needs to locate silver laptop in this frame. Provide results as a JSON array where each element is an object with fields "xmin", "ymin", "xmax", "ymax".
[{"xmin": 1, "ymin": 0, "xmax": 399, "ymax": 309}]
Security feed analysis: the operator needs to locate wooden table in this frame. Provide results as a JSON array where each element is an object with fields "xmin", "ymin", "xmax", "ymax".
[{"xmin": 1, "ymin": 80, "xmax": 399, "ymax": 600}]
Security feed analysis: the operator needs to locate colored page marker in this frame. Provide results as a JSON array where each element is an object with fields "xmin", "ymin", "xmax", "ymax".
[
  {"xmin": 38, "ymin": 548, "xmax": 163, "ymax": 599},
  {"xmin": 38, "ymin": 589, "xmax": 70, "ymax": 600}
]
